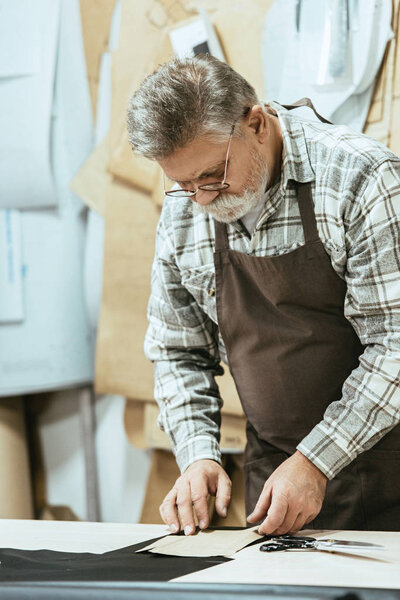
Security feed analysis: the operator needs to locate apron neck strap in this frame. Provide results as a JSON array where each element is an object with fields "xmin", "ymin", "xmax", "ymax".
[
  {"xmin": 214, "ymin": 219, "xmax": 229, "ymax": 251},
  {"xmin": 213, "ymin": 182, "xmax": 319, "ymax": 249},
  {"xmin": 281, "ymin": 97, "xmax": 332, "ymax": 125},
  {"xmin": 297, "ymin": 182, "xmax": 320, "ymax": 243}
]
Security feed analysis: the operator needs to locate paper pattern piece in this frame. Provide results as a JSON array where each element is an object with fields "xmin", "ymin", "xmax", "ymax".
[
  {"xmin": 0, "ymin": 0, "xmax": 60, "ymax": 209},
  {"xmin": 262, "ymin": 0, "xmax": 393, "ymax": 132},
  {"xmin": 0, "ymin": 210, "xmax": 24, "ymax": 323},
  {"xmin": 79, "ymin": 0, "xmax": 118, "ymax": 119},
  {"xmin": 138, "ymin": 527, "xmax": 263, "ymax": 557}
]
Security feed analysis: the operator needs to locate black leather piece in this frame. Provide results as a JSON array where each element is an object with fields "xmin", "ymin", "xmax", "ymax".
[{"xmin": 0, "ymin": 536, "xmax": 231, "ymax": 582}]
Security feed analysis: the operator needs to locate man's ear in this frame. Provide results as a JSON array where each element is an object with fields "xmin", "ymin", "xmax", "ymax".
[{"xmin": 245, "ymin": 105, "xmax": 269, "ymax": 141}]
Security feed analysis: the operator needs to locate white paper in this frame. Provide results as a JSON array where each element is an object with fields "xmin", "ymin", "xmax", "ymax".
[
  {"xmin": 262, "ymin": 0, "xmax": 392, "ymax": 131},
  {"xmin": 169, "ymin": 10, "xmax": 225, "ymax": 61},
  {"xmin": 0, "ymin": 210, "xmax": 24, "ymax": 323},
  {"xmin": 0, "ymin": 0, "xmax": 41, "ymax": 76},
  {"xmin": 0, "ymin": 0, "xmax": 94, "ymax": 395},
  {"xmin": 170, "ymin": 19, "xmax": 209, "ymax": 58},
  {"xmin": 0, "ymin": 0, "xmax": 60, "ymax": 209}
]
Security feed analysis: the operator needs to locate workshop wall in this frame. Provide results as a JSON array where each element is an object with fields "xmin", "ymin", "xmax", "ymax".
[{"xmin": 1, "ymin": 0, "xmax": 399, "ymax": 525}]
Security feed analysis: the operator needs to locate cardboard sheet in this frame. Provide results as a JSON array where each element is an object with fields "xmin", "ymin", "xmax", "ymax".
[
  {"xmin": 364, "ymin": 0, "xmax": 399, "ymax": 146},
  {"xmin": 79, "ymin": 0, "xmax": 117, "ymax": 119},
  {"xmin": 0, "ymin": 398, "xmax": 33, "ymax": 519},
  {"xmin": 95, "ymin": 178, "xmax": 160, "ymax": 399},
  {"xmin": 394, "ymin": 0, "xmax": 400, "ymax": 97},
  {"xmin": 124, "ymin": 400, "xmax": 246, "ymax": 452},
  {"xmin": 70, "ymin": 136, "xmax": 110, "ymax": 216},
  {"xmin": 138, "ymin": 526, "xmax": 262, "ymax": 557}
]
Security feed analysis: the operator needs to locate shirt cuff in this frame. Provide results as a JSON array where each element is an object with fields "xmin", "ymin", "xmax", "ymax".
[
  {"xmin": 175, "ymin": 435, "xmax": 222, "ymax": 474},
  {"xmin": 296, "ymin": 422, "xmax": 356, "ymax": 480}
]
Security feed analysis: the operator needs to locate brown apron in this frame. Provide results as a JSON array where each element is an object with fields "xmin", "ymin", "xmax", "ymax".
[{"xmin": 213, "ymin": 102, "xmax": 400, "ymax": 531}]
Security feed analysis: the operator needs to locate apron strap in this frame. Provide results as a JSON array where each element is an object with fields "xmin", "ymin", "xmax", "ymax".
[
  {"xmin": 281, "ymin": 97, "xmax": 332, "ymax": 125},
  {"xmin": 214, "ymin": 219, "xmax": 229, "ymax": 251},
  {"xmin": 297, "ymin": 182, "xmax": 320, "ymax": 243}
]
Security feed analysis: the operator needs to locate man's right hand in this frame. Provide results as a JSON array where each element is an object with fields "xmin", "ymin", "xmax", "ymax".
[{"xmin": 159, "ymin": 459, "xmax": 232, "ymax": 535}]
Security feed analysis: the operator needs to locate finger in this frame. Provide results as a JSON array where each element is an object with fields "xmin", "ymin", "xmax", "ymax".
[
  {"xmin": 159, "ymin": 488, "xmax": 180, "ymax": 533},
  {"xmin": 190, "ymin": 479, "xmax": 210, "ymax": 530},
  {"xmin": 302, "ymin": 510, "xmax": 319, "ymax": 529},
  {"xmin": 257, "ymin": 494, "xmax": 289, "ymax": 535},
  {"xmin": 275, "ymin": 507, "xmax": 302, "ymax": 535},
  {"xmin": 247, "ymin": 486, "xmax": 272, "ymax": 523},
  {"xmin": 176, "ymin": 480, "xmax": 196, "ymax": 535},
  {"xmin": 215, "ymin": 473, "xmax": 232, "ymax": 517},
  {"xmin": 288, "ymin": 512, "xmax": 306, "ymax": 534}
]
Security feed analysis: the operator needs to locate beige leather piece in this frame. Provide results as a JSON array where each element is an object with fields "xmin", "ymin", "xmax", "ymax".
[{"xmin": 137, "ymin": 525, "xmax": 262, "ymax": 557}]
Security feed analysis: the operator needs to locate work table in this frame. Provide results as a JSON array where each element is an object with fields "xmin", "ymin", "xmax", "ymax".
[{"xmin": 0, "ymin": 519, "xmax": 399, "ymax": 599}]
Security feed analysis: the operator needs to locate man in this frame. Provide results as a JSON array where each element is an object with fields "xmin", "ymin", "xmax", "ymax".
[{"xmin": 127, "ymin": 54, "xmax": 400, "ymax": 535}]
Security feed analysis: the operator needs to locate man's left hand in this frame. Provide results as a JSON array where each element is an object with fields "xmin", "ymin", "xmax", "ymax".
[{"xmin": 247, "ymin": 451, "xmax": 328, "ymax": 535}]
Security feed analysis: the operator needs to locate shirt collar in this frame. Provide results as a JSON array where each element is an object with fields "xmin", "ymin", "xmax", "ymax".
[{"xmin": 269, "ymin": 100, "xmax": 315, "ymax": 197}]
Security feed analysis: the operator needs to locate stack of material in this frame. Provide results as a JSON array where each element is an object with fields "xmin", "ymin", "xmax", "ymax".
[
  {"xmin": 364, "ymin": 0, "xmax": 400, "ymax": 149},
  {"xmin": 74, "ymin": 0, "xmax": 400, "ymax": 525}
]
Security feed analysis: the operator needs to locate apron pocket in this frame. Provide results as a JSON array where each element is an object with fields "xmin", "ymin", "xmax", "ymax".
[
  {"xmin": 311, "ymin": 459, "xmax": 366, "ymax": 531},
  {"xmin": 357, "ymin": 449, "xmax": 400, "ymax": 531}
]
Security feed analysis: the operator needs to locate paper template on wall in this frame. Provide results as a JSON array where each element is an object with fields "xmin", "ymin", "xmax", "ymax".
[
  {"xmin": 0, "ymin": 0, "xmax": 59, "ymax": 209},
  {"xmin": 0, "ymin": 210, "xmax": 24, "ymax": 324},
  {"xmin": 0, "ymin": 0, "xmax": 94, "ymax": 395},
  {"xmin": 262, "ymin": 0, "xmax": 393, "ymax": 131},
  {"xmin": 169, "ymin": 9, "xmax": 225, "ymax": 60},
  {"xmin": 82, "ymin": 0, "xmax": 122, "ymax": 330}
]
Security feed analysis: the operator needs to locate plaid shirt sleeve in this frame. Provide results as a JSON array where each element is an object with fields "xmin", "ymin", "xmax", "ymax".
[
  {"xmin": 144, "ymin": 206, "xmax": 224, "ymax": 473},
  {"xmin": 297, "ymin": 158, "xmax": 400, "ymax": 479}
]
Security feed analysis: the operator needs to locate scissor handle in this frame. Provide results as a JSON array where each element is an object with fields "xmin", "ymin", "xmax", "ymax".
[
  {"xmin": 271, "ymin": 533, "xmax": 316, "ymax": 544},
  {"xmin": 260, "ymin": 541, "xmax": 308, "ymax": 552},
  {"xmin": 260, "ymin": 543, "xmax": 291, "ymax": 552}
]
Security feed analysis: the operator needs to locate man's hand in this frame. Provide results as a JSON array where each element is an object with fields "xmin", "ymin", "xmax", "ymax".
[
  {"xmin": 247, "ymin": 451, "xmax": 327, "ymax": 535},
  {"xmin": 159, "ymin": 459, "xmax": 232, "ymax": 535}
]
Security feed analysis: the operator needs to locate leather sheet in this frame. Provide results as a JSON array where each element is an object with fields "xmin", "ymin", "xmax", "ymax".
[{"xmin": 0, "ymin": 536, "xmax": 230, "ymax": 582}]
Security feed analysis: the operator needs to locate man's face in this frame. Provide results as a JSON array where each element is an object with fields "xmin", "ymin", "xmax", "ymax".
[
  {"xmin": 159, "ymin": 111, "xmax": 277, "ymax": 223},
  {"xmin": 193, "ymin": 147, "xmax": 269, "ymax": 223}
]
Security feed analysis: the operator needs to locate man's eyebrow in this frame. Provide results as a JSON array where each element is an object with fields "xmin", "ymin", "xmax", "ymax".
[{"xmin": 175, "ymin": 160, "xmax": 226, "ymax": 183}]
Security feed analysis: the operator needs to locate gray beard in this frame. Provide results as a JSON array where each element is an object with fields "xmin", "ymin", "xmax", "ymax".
[{"xmin": 193, "ymin": 163, "xmax": 270, "ymax": 224}]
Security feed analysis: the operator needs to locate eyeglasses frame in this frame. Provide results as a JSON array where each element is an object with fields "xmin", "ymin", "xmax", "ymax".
[{"xmin": 162, "ymin": 121, "xmax": 237, "ymax": 198}]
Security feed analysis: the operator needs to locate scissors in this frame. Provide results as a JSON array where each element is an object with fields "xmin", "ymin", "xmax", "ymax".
[{"xmin": 260, "ymin": 534, "xmax": 384, "ymax": 553}]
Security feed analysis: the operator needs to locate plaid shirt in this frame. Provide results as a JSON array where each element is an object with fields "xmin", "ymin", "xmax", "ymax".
[{"xmin": 144, "ymin": 102, "xmax": 400, "ymax": 479}]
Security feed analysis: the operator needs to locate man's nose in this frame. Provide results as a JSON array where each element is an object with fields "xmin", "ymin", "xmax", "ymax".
[{"xmin": 194, "ymin": 189, "xmax": 220, "ymax": 205}]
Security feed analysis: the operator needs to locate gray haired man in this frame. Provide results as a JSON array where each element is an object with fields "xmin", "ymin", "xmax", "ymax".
[{"xmin": 127, "ymin": 54, "xmax": 400, "ymax": 535}]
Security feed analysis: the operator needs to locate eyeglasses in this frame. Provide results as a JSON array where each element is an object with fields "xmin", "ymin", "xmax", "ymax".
[{"xmin": 163, "ymin": 123, "xmax": 236, "ymax": 198}]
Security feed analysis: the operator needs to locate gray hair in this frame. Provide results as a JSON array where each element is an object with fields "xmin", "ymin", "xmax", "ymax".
[{"xmin": 126, "ymin": 54, "xmax": 259, "ymax": 160}]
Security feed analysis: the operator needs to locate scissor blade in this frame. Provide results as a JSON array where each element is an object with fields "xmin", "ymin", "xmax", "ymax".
[{"xmin": 315, "ymin": 539, "xmax": 384, "ymax": 550}]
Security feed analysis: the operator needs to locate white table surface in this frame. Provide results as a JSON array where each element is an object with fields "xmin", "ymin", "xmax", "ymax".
[{"xmin": 0, "ymin": 520, "xmax": 399, "ymax": 590}]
